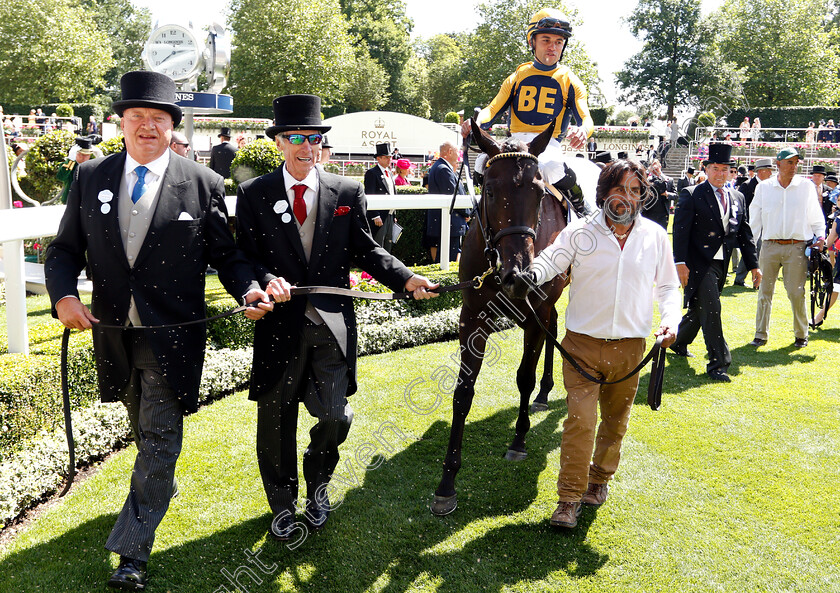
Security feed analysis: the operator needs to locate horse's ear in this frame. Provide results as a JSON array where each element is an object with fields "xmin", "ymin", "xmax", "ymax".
[
  {"xmin": 471, "ymin": 118, "xmax": 500, "ymax": 158},
  {"xmin": 529, "ymin": 118, "xmax": 557, "ymax": 157}
]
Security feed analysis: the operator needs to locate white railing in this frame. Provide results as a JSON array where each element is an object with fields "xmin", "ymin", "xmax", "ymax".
[{"xmin": 1, "ymin": 193, "xmax": 475, "ymax": 354}]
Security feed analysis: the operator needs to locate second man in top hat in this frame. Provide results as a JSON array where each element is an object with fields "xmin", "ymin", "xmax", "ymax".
[
  {"xmin": 364, "ymin": 141, "xmax": 399, "ymax": 252},
  {"xmin": 209, "ymin": 125, "xmax": 238, "ymax": 179}
]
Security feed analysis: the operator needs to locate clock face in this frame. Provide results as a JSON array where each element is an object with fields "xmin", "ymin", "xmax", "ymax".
[{"xmin": 145, "ymin": 25, "xmax": 201, "ymax": 81}]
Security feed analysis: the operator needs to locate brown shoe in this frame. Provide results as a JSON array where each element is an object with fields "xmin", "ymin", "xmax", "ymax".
[
  {"xmin": 581, "ymin": 482, "xmax": 609, "ymax": 507},
  {"xmin": 550, "ymin": 501, "xmax": 582, "ymax": 528}
]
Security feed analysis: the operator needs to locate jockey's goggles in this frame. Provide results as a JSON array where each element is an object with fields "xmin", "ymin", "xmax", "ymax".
[
  {"xmin": 534, "ymin": 17, "xmax": 571, "ymax": 36},
  {"xmin": 281, "ymin": 133, "xmax": 323, "ymax": 145}
]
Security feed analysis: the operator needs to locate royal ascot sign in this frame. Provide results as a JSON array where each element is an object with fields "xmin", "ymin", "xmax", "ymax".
[{"xmin": 323, "ymin": 111, "xmax": 460, "ymax": 156}]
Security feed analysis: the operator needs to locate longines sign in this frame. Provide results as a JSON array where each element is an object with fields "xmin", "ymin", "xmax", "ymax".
[{"xmin": 323, "ymin": 111, "xmax": 460, "ymax": 156}]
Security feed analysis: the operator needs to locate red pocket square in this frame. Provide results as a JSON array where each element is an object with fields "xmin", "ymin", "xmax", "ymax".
[{"xmin": 334, "ymin": 206, "xmax": 351, "ymax": 217}]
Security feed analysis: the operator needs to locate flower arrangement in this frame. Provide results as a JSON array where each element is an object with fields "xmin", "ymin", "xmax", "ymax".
[{"xmin": 190, "ymin": 117, "xmax": 273, "ymax": 131}]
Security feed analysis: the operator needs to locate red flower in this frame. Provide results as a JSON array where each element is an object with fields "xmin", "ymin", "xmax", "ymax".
[
  {"xmin": 32, "ymin": 242, "xmax": 40, "ymax": 250},
  {"xmin": 13, "ymin": 200, "xmax": 22, "ymax": 208}
]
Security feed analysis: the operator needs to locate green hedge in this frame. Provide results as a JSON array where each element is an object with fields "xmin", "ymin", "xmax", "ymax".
[
  {"xmin": 22, "ymin": 130, "xmax": 75, "ymax": 203},
  {"xmin": 723, "ymin": 106, "xmax": 840, "ymax": 129}
]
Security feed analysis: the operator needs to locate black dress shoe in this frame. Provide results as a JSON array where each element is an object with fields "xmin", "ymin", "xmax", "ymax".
[
  {"xmin": 794, "ymin": 337, "xmax": 808, "ymax": 348},
  {"xmin": 748, "ymin": 338, "xmax": 767, "ymax": 347},
  {"xmin": 305, "ymin": 493, "xmax": 330, "ymax": 531},
  {"xmin": 107, "ymin": 557, "xmax": 147, "ymax": 591},
  {"xmin": 707, "ymin": 369, "xmax": 731, "ymax": 382},
  {"xmin": 733, "ymin": 280, "xmax": 746, "ymax": 287},
  {"xmin": 669, "ymin": 345, "xmax": 694, "ymax": 357},
  {"xmin": 269, "ymin": 511, "xmax": 298, "ymax": 541}
]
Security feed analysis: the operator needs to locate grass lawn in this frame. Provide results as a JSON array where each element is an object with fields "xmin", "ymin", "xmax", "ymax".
[{"xmin": 1, "ymin": 280, "xmax": 840, "ymax": 592}]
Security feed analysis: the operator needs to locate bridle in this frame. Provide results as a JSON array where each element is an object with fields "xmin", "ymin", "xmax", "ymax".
[{"xmin": 472, "ymin": 151, "xmax": 541, "ymax": 271}]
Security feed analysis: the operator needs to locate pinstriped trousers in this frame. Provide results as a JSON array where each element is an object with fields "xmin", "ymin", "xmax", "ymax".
[
  {"xmin": 105, "ymin": 330, "xmax": 182, "ymax": 563},
  {"xmin": 257, "ymin": 322, "xmax": 353, "ymax": 516}
]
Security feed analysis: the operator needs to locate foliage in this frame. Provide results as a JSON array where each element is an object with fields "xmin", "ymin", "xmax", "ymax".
[
  {"xmin": 422, "ymin": 35, "xmax": 467, "ymax": 120},
  {"xmin": 444, "ymin": 112, "xmax": 460, "ymax": 124},
  {"xmin": 616, "ymin": 0, "xmax": 745, "ymax": 122},
  {"xmin": 54, "ymin": 105, "xmax": 73, "ymax": 118},
  {"xmin": 98, "ymin": 135, "xmax": 125, "ymax": 156},
  {"xmin": 75, "ymin": 0, "xmax": 152, "ymax": 91},
  {"xmin": 723, "ymin": 106, "xmax": 840, "ymax": 130},
  {"xmin": 590, "ymin": 107, "xmax": 614, "ymax": 126},
  {"xmin": 343, "ymin": 53, "xmax": 391, "ymax": 112},
  {"xmin": 0, "ymin": 0, "xmax": 114, "ymax": 104},
  {"xmin": 713, "ymin": 0, "xmax": 840, "ymax": 107},
  {"xmin": 228, "ymin": 0, "xmax": 356, "ymax": 106},
  {"xmin": 389, "ymin": 53, "xmax": 432, "ymax": 118},
  {"xmin": 340, "ymin": 0, "xmax": 414, "ymax": 112},
  {"xmin": 460, "ymin": 0, "xmax": 601, "ymax": 118},
  {"xmin": 697, "ymin": 111, "xmax": 716, "ymax": 128},
  {"xmin": 611, "ymin": 109, "xmax": 637, "ymax": 126},
  {"xmin": 22, "ymin": 130, "xmax": 75, "ymax": 203},
  {"xmin": 228, "ymin": 138, "xmax": 283, "ymax": 188}
]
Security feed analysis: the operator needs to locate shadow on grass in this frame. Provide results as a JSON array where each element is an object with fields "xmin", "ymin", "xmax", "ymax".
[{"xmin": 0, "ymin": 402, "xmax": 610, "ymax": 592}]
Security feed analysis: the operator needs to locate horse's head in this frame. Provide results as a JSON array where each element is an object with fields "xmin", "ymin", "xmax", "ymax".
[{"xmin": 471, "ymin": 118, "xmax": 556, "ymax": 300}]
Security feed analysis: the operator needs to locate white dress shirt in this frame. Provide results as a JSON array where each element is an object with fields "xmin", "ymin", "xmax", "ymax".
[
  {"xmin": 283, "ymin": 165, "xmax": 319, "ymax": 217},
  {"xmin": 749, "ymin": 174, "xmax": 825, "ymax": 241},
  {"xmin": 710, "ymin": 183, "xmax": 731, "ymax": 261},
  {"xmin": 378, "ymin": 164, "xmax": 395, "ymax": 195},
  {"xmin": 530, "ymin": 211, "xmax": 682, "ymax": 339},
  {"xmin": 123, "ymin": 150, "xmax": 170, "ymax": 211}
]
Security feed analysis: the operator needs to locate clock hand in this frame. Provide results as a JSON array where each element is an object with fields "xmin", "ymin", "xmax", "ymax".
[{"xmin": 159, "ymin": 50, "xmax": 185, "ymax": 66}]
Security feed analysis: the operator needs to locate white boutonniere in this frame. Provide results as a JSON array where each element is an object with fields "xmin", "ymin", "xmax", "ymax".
[
  {"xmin": 98, "ymin": 189, "xmax": 113, "ymax": 214},
  {"xmin": 273, "ymin": 199, "xmax": 293, "ymax": 223}
]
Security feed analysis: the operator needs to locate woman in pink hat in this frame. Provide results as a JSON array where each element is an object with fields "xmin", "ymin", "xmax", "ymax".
[{"xmin": 394, "ymin": 158, "xmax": 413, "ymax": 186}]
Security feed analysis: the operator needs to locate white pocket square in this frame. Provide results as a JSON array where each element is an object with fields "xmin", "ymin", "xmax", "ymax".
[{"xmin": 177, "ymin": 211, "xmax": 194, "ymax": 221}]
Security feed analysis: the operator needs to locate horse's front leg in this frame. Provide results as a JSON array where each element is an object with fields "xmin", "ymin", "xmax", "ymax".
[
  {"xmin": 507, "ymin": 312, "xmax": 548, "ymax": 461},
  {"xmin": 531, "ymin": 307, "xmax": 557, "ymax": 413},
  {"xmin": 431, "ymin": 309, "xmax": 489, "ymax": 516}
]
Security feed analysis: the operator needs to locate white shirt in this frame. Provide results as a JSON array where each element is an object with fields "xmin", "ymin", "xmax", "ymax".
[
  {"xmin": 124, "ymin": 150, "xmax": 169, "ymax": 206},
  {"xmin": 749, "ymin": 174, "xmax": 825, "ymax": 241},
  {"xmin": 283, "ymin": 165, "xmax": 318, "ymax": 217},
  {"xmin": 709, "ymin": 183, "xmax": 731, "ymax": 261},
  {"xmin": 530, "ymin": 212, "xmax": 682, "ymax": 340},
  {"xmin": 378, "ymin": 163, "xmax": 395, "ymax": 194}
]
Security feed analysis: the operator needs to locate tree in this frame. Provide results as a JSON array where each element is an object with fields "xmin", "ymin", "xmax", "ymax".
[
  {"xmin": 615, "ymin": 0, "xmax": 744, "ymax": 121},
  {"xmin": 460, "ymin": 0, "xmax": 601, "ymax": 116},
  {"xmin": 343, "ymin": 53, "xmax": 390, "ymax": 112},
  {"xmin": 340, "ymin": 0, "xmax": 414, "ymax": 111},
  {"xmin": 389, "ymin": 53, "xmax": 431, "ymax": 118},
  {"xmin": 713, "ymin": 0, "xmax": 840, "ymax": 107},
  {"xmin": 0, "ymin": 0, "xmax": 113, "ymax": 104},
  {"xmin": 76, "ymin": 0, "xmax": 152, "ymax": 91},
  {"xmin": 422, "ymin": 34, "xmax": 467, "ymax": 120},
  {"xmin": 228, "ymin": 0, "xmax": 356, "ymax": 106}
]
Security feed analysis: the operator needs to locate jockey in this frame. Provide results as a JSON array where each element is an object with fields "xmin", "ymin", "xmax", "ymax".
[{"xmin": 463, "ymin": 8, "xmax": 595, "ymax": 215}]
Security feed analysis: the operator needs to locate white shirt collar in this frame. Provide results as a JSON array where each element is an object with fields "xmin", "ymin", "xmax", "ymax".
[
  {"xmin": 125, "ymin": 149, "xmax": 170, "ymax": 181},
  {"xmin": 283, "ymin": 164, "xmax": 319, "ymax": 193}
]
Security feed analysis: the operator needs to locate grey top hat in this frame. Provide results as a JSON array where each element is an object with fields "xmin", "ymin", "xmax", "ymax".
[
  {"xmin": 111, "ymin": 71, "xmax": 183, "ymax": 127},
  {"xmin": 266, "ymin": 94, "xmax": 331, "ymax": 140},
  {"xmin": 754, "ymin": 158, "xmax": 773, "ymax": 170}
]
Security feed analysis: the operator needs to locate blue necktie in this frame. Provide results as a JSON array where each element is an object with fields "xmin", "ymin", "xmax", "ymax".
[{"xmin": 131, "ymin": 165, "xmax": 148, "ymax": 204}]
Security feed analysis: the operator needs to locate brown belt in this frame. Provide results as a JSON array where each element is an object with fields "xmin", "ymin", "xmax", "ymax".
[{"xmin": 766, "ymin": 239, "xmax": 804, "ymax": 245}]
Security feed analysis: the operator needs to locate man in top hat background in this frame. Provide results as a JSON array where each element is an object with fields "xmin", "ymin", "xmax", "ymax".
[
  {"xmin": 56, "ymin": 136, "xmax": 94, "ymax": 204},
  {"xmin": 811, "ymin": 164, "xmax": 834, "ymax": 226},
  {"xmin": 364, "ymin": 141, "xmax": 398, "ymax": 252},
  {"xmin": 670, "ymin": 143, "xmax": 761, "ymax": 382},
  {"xmin": 677, "ymin": 166, "xmax": 696, "ymax": 193},
  {"xmin": 234, "ymin": 94, "xmax": 438, "ymax": 541},
  {"xmin": 209, "ymin": 125, "xmax": 238, "ymax": 179},
  {"xmin": 45, "ymin": 71, "xmax": 270, "ymax": 591},
  {"xmin": 317, "ymin": 135, "xmax": 333, "ymax": 169},
  {"xmin": 733, "ymin": 158, "xmax": 774, "ymax": 286},
  {"xmin": 749, "ymin": 147, "xmax": 825, "ymax": 348}
]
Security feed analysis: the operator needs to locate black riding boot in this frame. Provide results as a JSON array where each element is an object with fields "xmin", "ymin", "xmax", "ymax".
[{"xmin": 553, "ymin": 163, "xmax": 592, "ymax": 217}]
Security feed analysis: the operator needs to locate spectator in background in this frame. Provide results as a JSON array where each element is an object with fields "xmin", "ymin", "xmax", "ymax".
[
  {"xmin": 56, "ymin": 136, "xmax": 94, "ymax": 204},
  {"xmin": 828, "ymin": 119, "xmax": 837, "ymax": 144},
  {"xmin": 817, "ymin": 120, "xmax": 827, "ymax": 143},
  {"xmin": 235, "ymin": 133, "xmax": 248, "ymax": 149},
  {"xmin": 751, "ymin": 117, "xmax": 761, "ymax": 143},
  {"xmin": 733, "ymin": 158, "xmax": 773, "ymax": 286},
  {"xmin": 805, "ymin": 122, "xmax": 817, "ymax": 144},
  {"xmin": 364, "ymin": 142, "xmax": 398, "ymax": 252},
  {"xmin": 86, "ymin": 115, "xmax": 98, "ymax": 136},
  {"xmin": 739, "ymin": 117, "xmax": 750, "ymax": 140},
  {"xmin": 425, "ymin": 141, "xmax": 470, "ymax": 263},
  {"xmin": 677, "ymin": 166, "xmax": 696, "ymax": 193},
  {"xmin": 169, "ymin": 131, "xmax": 192, "ymax": 159},
  {"xmin": 209, "ymin": 126, "xmax": 237, "ymax": 178},
  {"xmin": 391, "ymin": 146, "xmax": 402, "ymax": 159},
  {"xmin": 319, "ymin": 135, "xmax": 332, "ymax": 166},
  {"xmin": 644, "ymin": 159, "xmax": 673, "ymax": 230},
  {"xmin": 394, "ymin": 158, "xmax": 413, "ymax": 186}
]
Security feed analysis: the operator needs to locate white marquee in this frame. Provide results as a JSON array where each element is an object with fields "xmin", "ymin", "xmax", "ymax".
[{"xmin": 323, "ymin": 111, "xmax": 460, "ymax": 157}]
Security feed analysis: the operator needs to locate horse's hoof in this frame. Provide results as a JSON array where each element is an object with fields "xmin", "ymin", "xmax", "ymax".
[
  {"xmin": 431, "ymin": 494, "xmax": 458, "ymax": 516},
  {"xmin": 504, "ymin": 449, "xmax": 528, "ymax": 461},
  {"xmin": 530, "ymin": 401, "xmax": 549, "ymax": 413}
]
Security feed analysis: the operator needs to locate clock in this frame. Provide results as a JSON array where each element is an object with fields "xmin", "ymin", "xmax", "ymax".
[
  {"xmin": 142, "ymin": 24, "xmax": 203, "ymax": 82},
  {"xmin": 204, "ymin": 23, "xmax": 230, "ymax": 93}
]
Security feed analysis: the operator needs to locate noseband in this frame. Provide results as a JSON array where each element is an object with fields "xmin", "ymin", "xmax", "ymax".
[{"xmin": 478, "ymin": 151, "xmax": 540, "ymax": 270}]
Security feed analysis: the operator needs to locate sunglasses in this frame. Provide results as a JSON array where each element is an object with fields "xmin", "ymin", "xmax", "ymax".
[{"xmin": 281, "ymin": 133, "xmax": 323, "ymax": 145}]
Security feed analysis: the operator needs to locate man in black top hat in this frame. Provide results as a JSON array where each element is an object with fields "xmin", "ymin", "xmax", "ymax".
[
  {"xmin": 677, "ymin": 166, "xmax": 695, "ymax": 193},
  {"xmin": 363, "ymin": 141, "xmax": 398, "ymax": 252},
  {"xmin": 235, "ymin": 94, "xmax": 438, "ymax": 542},
  {"xmin": 56, "ymin": 136, "xmax": 94, "ymax": 204},
  {"xmin": 670, "ymin": 143, "xmax": 761, "ymax": 382},
  {"xmin": 45, "ymin": 71, "xmax": 269, "ymax": 591},
  {"xmin": 811, "ymin": 164, "xmax": 833, "ymax": 224},
  {"xmin": 209, "ymin": 125, "xmax": 238, "ymax": 179}
]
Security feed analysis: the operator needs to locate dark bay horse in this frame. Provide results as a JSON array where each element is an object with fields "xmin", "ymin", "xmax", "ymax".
[{"xmin": 430, "ymin": 119, "xmax": 574, "ymax": 516}]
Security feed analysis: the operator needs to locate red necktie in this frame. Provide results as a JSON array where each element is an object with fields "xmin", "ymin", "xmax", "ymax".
[
  {"xmin": 292, "ymin": 184, "xmax": 307, "ymax": 225},
  {"xmin": 716, "ymin": 188, "xmax": 727, "ymax": 214}
]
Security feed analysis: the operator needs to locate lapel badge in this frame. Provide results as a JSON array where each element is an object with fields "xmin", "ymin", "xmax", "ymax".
[
  {"xmin": 97, "ymin": 189, "xmax": 113, "ymax": 203},
  {"xmin": 273, "ymin": 200, "xmax": 289, "ymax": 214}
]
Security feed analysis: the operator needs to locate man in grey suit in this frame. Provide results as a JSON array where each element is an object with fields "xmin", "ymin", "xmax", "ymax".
[
  {"xmin": 45, "ymin": 71, "xmax": 271, "ymax": 591},
  {"xmin": 235, "ymin": 94, "xmax": 438, "ymax": 541}
]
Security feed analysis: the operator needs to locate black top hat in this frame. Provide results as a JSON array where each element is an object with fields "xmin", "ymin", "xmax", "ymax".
[
  {"xmin": 704, "ymin": 143, "xmax": 733, "ymax": 166},
  {"xmin": 747, "ymin": 164, "xmax": 755, "ymax": 171},
  {"xmin": 265, "ymin": 94, "xmax": 331, "ymax": 139},
  {"xmin": 617, "ymin": 151, "xmax": 628, "ymax": 160},
  {"xmin": 75, "ymin": 136, "xmax": 92, "ymax": 152},
  {"xmin": 219, "ymin": 127, "xmax": 232, "ymax": 138},
  {"xmin": 826, "ymin": 174, "xmax": 839, "ymax": 184},
  {"xmin": 375, "ymin": 142, "xmax": 391, "ymax": 158},
  {"xmin": 738, "ymin": 165, "xmax": 747, "ymax": 175},
  {"xmin": 686, "ymin": 166, "xmax": 695, "ymax": 175},
  {"xmin": 111, "ymin": 71, "xmax": 183, "ymax": 127},
  {"xmin": 594, "ymin": 151, "xmax": 612, "ymax": 164},
  {"xmin": 322, "ymin": 135, "xmax": 333, "ymax": 149},
  {"xmin": 812, "ymin": 164, "xmax": 826, "ymax": 174}
]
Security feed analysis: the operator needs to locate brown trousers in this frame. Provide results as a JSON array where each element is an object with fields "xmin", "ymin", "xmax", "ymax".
[{"xmin": 557, "ymin": 330, "xmax": 646, "ymax": 502}]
